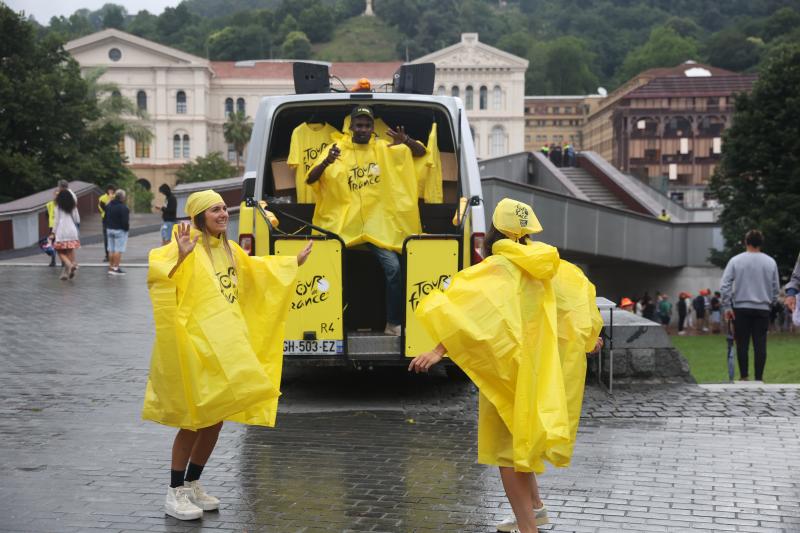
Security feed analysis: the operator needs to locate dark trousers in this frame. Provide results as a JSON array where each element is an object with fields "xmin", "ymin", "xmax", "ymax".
[
  {"xmin": 733, "ymin": 307, "xmax": 770, "ymax": 380},
  {"xmin": 678, "ymin": 310, "xmax": 686, "ymax": 331},
  {"xmin": 102, "ymin": 219, "xmax": 109, "ymax": 257},
  {"xmin": 365, "ymin": 244, "xmax": 402, "ymax": 325}
]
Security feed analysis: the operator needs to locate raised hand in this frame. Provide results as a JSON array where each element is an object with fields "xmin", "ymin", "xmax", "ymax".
[
  {"xmin": 325, "ymin": 144, "xmax": 340, "ymax": 164},
  {"xmin": 296, "ymin": 240, "xmax": 313, "ymax": 266},
  {"xmin": 175, "ymin": 222, "xmax": 198, "ymax": 259},
  {"xmin": 386, "ymin": 125, "xmax": 408, "ymax": 145}
]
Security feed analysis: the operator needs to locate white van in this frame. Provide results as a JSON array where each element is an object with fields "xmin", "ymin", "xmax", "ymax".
[{"xmin": 238, "ymin": 74, "xmax": 485, "ymax": 367}]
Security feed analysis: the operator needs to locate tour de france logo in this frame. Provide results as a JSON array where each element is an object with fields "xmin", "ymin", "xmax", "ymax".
[
  {"xmin": 303, "ymin": 143, "xmax": 328, "ymax": 172},
  {"xmin": 347, "ymin": 163, "xmax": 381, "ymax": 192},
  {"xmin": 515, "ymin": 204, "xmax": 529, "ymax": 228},
  {"xmin": 216, "ymin": 266, "xmax": 239, "ymax": 304},
  {"xmin": 292, "ymin": 274, "xmax": 330, "ymax": 310},
  {"xmin": 408, "ymin": 274, "xmax": 452, "ymax": 311}
]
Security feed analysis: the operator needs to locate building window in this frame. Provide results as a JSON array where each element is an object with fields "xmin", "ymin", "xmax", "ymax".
[
  {"xmin": 135, "ymin": 141, "xmax": 150, "ymax": 158},
  {"xmin": 479, "ymin": 86, "xmax": 488, "ymax": 110},
  {"xmin": 489, "ymin": 125, "xmax": 506, "ymax": 157},
  {"xmin": 236, "ymin": 97, "xmax": 245, "ymax": 114},
  {"xmin": 465, "ymin": 86, "xmax": 474, "ymax": 110},
  {"xmin": 525, "ymin": 135, "xmax": 531, "ymax": 143},
  {"xmin": 176, "ymin": 91, "xmax": 187, "ymax": 114},
  {"xmin": 564, "ymin": 106, "xmax": 572, "ymax": 114},
  {"xmin": 117, "ymin": 137, "xmax": 126, "ymax": 156},
  {"xmin": 174, "ymin": 133, "xmax": 190, "ymax": 159},
  {"xmin": 437, "ymin": 85, "xmax": 446, "ymax": 96},
  {"xmin": 224, "ymin": 98, "xmax": 233, "ymax": 118},
  {"xmin": 552, "ymin": 106, "xmax": 560, "ymax": 114},
  {"xmin": 492, "ymin": 85, "xmax": 502, "ymax": 111},
  {"xmin": 227, "ymin": 143, "xmax": 237, "ymax": 161},
  {"xmin": 136, "ymin": 90, "xmax": 147, "ymax": 112},
  {"xmin": 451, "ymin": 86, "xmax": 460, "ymax": 98},
  {"xmin": 108, "ymin": 48, "xmax": 122, "ymax": 62}
]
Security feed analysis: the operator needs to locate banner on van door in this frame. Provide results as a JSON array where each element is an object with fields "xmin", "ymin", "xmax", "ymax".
[
  {"xmin": 404, "ymin": 238, "xmax": 460, "ymax": 357},
  {"xmin": 275, "ymin": 238, "xmax": 344, "ymax": 355}
]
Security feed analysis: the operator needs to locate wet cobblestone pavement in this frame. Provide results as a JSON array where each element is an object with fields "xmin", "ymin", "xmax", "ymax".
[{"xmin": 1, "ymin": 267, "xmax": 799, "ymax": 532}]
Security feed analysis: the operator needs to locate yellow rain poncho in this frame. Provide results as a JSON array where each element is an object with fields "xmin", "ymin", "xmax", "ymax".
[
  {"xmin": 415, "ymin": 239, "xmax": 570, "ymax": 473},
  {"xmin": 311, "ymin": 135, "xmax": 421, "ymax": 252},
  {"xmin": 545, "ymin": 260, "xmax": 603, "ymax": 466},
  {"xmin": 142, "ymin": 230, "xmax": 298, "ymax": 430},
  {"xmin": 414, "ymin": 123, "xmax": 443, "ymax": 204}
]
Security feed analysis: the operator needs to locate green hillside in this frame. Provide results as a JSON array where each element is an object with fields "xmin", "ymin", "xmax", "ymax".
[{"xmin": 313, "ymin": 16, "xmax": 403, "ymax": 62}]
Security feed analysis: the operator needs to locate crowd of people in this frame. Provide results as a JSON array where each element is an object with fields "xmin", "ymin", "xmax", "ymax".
[{"xmin": 540, "ymin": 142, "xmax": 576, "ymax": 167}]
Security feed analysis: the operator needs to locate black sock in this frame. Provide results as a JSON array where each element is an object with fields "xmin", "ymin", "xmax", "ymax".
[
  {"xmin": 170, "ymin": 469, "xmax": 185, "ymax": 488},
  {"xmin": 185, "ymin": 462, "xmax": 204, "ymax": 483}
]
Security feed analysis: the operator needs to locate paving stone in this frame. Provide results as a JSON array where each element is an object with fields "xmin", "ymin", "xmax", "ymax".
[{"xmin": 0, "ymin": 267, "xmax": 798, "ymax": 532}]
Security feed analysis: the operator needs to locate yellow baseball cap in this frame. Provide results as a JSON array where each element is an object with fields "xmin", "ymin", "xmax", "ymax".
[{"xmin": 492, "ymin": 198, "xmax": 543, "ymax": 239}]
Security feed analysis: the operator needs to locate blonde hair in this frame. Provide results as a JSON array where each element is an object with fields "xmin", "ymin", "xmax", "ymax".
[{"xmin": 192, "ymin": 211, "xmax": 237, "ymax": 274}]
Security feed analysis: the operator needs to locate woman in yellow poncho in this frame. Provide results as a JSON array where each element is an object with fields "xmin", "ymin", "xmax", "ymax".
[
  {"xmin": 409, "ymin": 198, "xmax": 602, "ymax": 533},
  {"xmin": 142, "ymin": 190, "xmax": 312, "ymax": 521}
]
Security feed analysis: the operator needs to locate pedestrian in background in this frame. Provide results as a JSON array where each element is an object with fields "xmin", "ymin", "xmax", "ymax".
[
  {"xmin": 785, "ymin": 252, "xmax": 799, "ymax": 316},
  {"xmin": 710, "ymin": 291, "xmax": 722, "ymax": 334},
  {"xmin": 53, "ymin": 189, "xmax": 80, "ymax": 280},
  {"xmin": 720, "ymin": 230, "xmax": 780, "ymax": 382},
  {"xmin": 642, "ymin": 293, "xmax": 656, "ymax": 321},
  {"xmin": 105, "ymin": 189, "xmax": 130, "ymax": 275},
  {"xmin": 657, "ymin": 292, "xmax": 672, "ymax": 330},
  {"xmin": 142, "ymin": 190, "xmax": 311, "ymax": 521},
  {"xmin": 692, "ymin": 291, "xmax": 707, "ymax": 332},
  {"xmin": 156, "ymin": 183, "xmax": 178, "ymax": 245},
  {"xmin": 677, "ymin": 292, "xmax": 689, "ymax": 335},
  {"xmin": 98, "ymin": 184, "xmax": 117, "ymax": 262}
]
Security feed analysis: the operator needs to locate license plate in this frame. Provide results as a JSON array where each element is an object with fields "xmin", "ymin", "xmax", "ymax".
[{"xmin": 283, "ymin": 339, "xmax": 344, "ymax": 355}]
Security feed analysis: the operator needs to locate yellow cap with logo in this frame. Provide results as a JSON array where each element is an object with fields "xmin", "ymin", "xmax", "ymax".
[
  {"xmin": 492, "ymin": 198, "xmax": 543, "ymax": 239},
  {"xmin": 185, "ymin": 189, "xmax": 224, "ymax": 218}
]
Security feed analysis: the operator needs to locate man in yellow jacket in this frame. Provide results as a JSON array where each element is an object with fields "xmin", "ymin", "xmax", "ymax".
[{"xmin": 307, "ymin": 106, "xmax": 426, "ymax": 336}]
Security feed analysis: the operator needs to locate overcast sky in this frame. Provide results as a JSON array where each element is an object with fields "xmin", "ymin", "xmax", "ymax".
[{"xmin": 6, "ymin": 0, "xmax": 181, "ymax": 23}]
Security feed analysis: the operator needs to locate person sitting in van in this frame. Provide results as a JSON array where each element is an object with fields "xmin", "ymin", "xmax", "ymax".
[{"xmin": 307, "ymin": 105, "xmax": 426, "ymax": 336}]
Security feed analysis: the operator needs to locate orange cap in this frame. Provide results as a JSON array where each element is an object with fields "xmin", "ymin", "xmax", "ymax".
[
  {"xmin": 351, "ymin": 78, "xmax": 372, "ymax": 92},
  {"xmin": 620, "ymin": 297, "xmax": 634, "ymax": 307}
]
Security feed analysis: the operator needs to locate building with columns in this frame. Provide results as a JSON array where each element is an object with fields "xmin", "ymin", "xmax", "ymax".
[
  {"xmin": 65, "ymin": 30, "xmax": 527, "ymax": 192},
  {"xmin": 412, "ymin": 33, "xmax": 529, "ymax": 159}
]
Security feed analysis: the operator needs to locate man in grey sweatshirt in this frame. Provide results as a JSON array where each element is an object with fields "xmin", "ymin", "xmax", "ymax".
[{"xmin": 720, "ymin": 230, "xmax": 779, "ymax": 381}]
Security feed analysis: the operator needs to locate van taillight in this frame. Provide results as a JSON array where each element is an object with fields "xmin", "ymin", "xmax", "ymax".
[
  {"xmin": 471, "ymin": 232, "xmax": 485, "ymax": 264},
  {"xmin": 239, "ymin": 234, "xmax": 254, "ymax": 255}
]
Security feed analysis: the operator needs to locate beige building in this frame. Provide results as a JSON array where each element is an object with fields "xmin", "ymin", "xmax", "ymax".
[
  {"xmin": 523, "ymin": 94, "xmax": 604, "ymax": 151},
  {"xmin": 65, "ymin": 30, "xmax": 527, "ymax": 191},
  {"xmin": 413, "ymin": 33, "xmax": 529, "ymax": 159}
]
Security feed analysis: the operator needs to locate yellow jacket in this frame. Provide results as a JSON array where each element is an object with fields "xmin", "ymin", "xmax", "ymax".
[
  {"xmin": 416, "ymin": 239, "xmax": 570, "ymax": 472},
  {"xmin": 142, "ymin": 232, "xmax": 298, "ymax": 430}
]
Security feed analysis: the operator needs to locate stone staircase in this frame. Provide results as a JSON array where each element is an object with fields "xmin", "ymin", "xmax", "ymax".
[{"xmin": 560, "ymin": 167, "xmax": 629, "ymax": 211}]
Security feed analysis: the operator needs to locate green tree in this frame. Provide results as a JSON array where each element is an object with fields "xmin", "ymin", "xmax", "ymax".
[
  {"xmin": 298, "ymin": 6, "xmax": 334, "ymax": 43},
  {"xmin": 175, "ymin": 152, "xmax": 237, "ymax": 184},
  {"xmin": 762, "ymin": 7, "xmax": 800, "ymax": 42},
  {"xmin": 542, "ymin": 36, "xmax": 599, "ymax": 95},
  {"xmin": 617, "ymin": 26, "xmax": 699, "ymax": 82},
  {"xmin": 126, "ymin": 10, "xmax": 158, "ymax": 40},
  {"xmin": 101, "ymin": 4, "xmax": 126, "ymax": 29},
  {"xmin": 708, "ymin": 45, "xmax": 800, "ymax": 277},
  {"xmin": 223, "ymin": 111, "xmax": 253, "ymax": 172},
  {"xmin": 282, "ymin": 30, "xmax": 311, "ymax": 59},
  {"xmin": 705, "ymin": 29, "xmax": 762, "ymax": 72},
  {"xmin": 0, "ymin": 6, "xmax": 131, "ymax": 202}
]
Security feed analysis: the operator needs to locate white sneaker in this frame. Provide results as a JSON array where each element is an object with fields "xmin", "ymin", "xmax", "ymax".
[
  {"xmin": 384, "ymin": 323, "xmax": 401, "ymax": 336},
  {"xmin": 165, "ymin": 486, "xmax": 202, "ymax": 520},
  {"xmin": 496, "ymin": 505, "xmax": 549, "ymax": 531},
  {"xmin": 185, "ymin": 480, "xmax": 219, "ymax": 511}
]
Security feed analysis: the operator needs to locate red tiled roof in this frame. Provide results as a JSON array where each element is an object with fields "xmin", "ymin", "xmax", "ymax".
[
  {"xmin": 211, "ymin": 61, "xmax": 403, "ymax": 81},
  {"xmin": 625, "ymin": 75, "xmax": 758, "ymax": 99},
  {"xmin": 637, "ymin": 62, "xmax": 738, "ymax": 79}
]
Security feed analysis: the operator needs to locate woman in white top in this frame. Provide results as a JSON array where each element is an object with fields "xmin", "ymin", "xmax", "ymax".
[{"xmin": 53, "ymin": 189, "xmax": 81, "ymax": 280}]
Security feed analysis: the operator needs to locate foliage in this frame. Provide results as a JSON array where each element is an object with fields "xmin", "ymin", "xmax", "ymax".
[
  {"xmin": 223, "ymin": 111, "xmax": 253, "ymax": 171},
  {"xmin": 617, "ymin": 26, "xmax": 699, "ymax": 82},
  {"xmin": 175, "ymin": 152, "xmax": 237, "ymax": 184},
  {"xmin": 281, "ymin": 30, "xmax": 312, "ymax": 59},
  {"xmin": 33, "ymin": 0, "xmax": 800, "ymax": 93},
  {"xmin": 83, "ymin": 67, "xmax": 154, "ymax": 144},
  {"xmin": 708, "ymin": 45, "xmax": 800, "ymax": 278},
  {"xmin": 0, "ymin": 5, "xmax": 132, "ymax": 202},
  {"xmin": 131, "ymin": 181, "xmax": 154, "ymax": 213}
]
